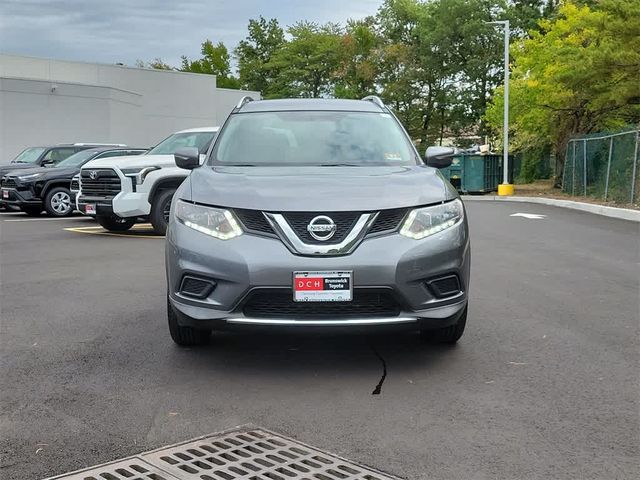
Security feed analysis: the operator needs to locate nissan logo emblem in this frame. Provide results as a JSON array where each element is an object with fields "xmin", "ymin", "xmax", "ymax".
[
  {"xmin": 307, "ymin": 215, "xmax": 336, "ymax": 241},
  {"xmin": 89, "ymin": 171, "xmax": 98, "ymax": 180}
]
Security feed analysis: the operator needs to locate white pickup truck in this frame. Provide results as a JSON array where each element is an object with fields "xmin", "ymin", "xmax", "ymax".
[{"xmin": 76, "ymin": 127, "xmax": 218, "ymax": 234}]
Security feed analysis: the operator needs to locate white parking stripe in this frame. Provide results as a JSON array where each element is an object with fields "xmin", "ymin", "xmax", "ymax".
[{"xmin": 3, "ymin": 216, "xmax": 90, "ymax": 222}]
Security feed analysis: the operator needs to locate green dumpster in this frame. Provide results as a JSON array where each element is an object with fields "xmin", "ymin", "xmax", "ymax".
[{"xmin": 440, "ymin": 154, "xmax": 514, "ymax": 193}]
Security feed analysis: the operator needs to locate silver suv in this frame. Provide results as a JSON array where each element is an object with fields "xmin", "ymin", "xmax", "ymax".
[{"xmin": 165, "ymin": 96, "xmax": 470, "ymax": 346}]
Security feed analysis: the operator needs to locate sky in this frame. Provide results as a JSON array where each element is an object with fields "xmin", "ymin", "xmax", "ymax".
[{"xmin": 0, "ymin": 0, "xmax": 383, "ymax": 69}]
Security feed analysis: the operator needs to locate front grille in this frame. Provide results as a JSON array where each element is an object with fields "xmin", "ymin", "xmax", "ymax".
[
  {"xmin": 233, "ymin": 208, "xmax": 274, "ymax": 235},
  {"xmin": 80, "ymin": 168, "xmax": 121, "ymax": 197},
  {"xmin": 1, "ymin": 177, "xmax": 17, "ymax": 188},
  {"xmin": 243, "ymin": 289, "xmax": 401, "ymax": 319},
  {"xmin": 233, "ymin": 208, "xmax": 409, "ymax": 242},
  {"xmin": 369, "ymin": 208, "xmax": 408, "ymax": 234},
  {"xmin": 283, "ymin": 211, "xmax": 360, "ymax": 245}
]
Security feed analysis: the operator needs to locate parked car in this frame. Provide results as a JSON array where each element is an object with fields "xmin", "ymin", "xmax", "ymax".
[
  {"xmin": 1, "ymin": 147, "xmax": 146, "ymax": 216},
  {"xmin": 165, "ymin": 96, "xmax": 469, "ymax": 347},
  {"xmin": 0, "ymin": 143, "xmax": 126, "ymax": 211},
  {"xmin": 76, "ymin": 127, "xmax": 219, "ymax": 234}
]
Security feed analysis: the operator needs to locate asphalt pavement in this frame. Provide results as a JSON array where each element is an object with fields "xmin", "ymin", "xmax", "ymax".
[{"xmin": 0, "ymin": 202, "xmax": 638, "ymax": 480}]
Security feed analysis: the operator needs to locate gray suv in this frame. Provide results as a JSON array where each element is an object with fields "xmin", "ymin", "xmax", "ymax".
[{"xmin": 165, "ymin": 96, "xmax": 470, "ymax": 346}]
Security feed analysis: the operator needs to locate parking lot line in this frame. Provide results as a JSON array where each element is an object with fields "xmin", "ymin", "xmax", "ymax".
[{"xmin": 3, "ymin": 216, "xmax": 88, "ymax": 222}]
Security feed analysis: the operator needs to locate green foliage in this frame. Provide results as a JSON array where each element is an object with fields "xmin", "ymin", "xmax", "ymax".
[
  {"xmin": 266, "ymin": 22, "xmax": 343, "ymax": 98},
  {"xmin": 135, "ymin": 0, "xmax": 639, "ymax": 178},
  {"xmin": 180, "ymin": 40, "xmax": 240, "ymax": 89},
  {"xmin": 486, "ymin": 0, "xmax": 640, "ymax": 179},
  {"xmin": 235, "ymin": 16, "xmax": 286, "ymax": 96},
  {"xmin": 135, "ymin": 58, "xmax": 173, "ymax": 70}
]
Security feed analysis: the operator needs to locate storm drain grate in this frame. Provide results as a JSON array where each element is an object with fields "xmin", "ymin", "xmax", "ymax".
[
  {"xmin": 44, "ymin": 458, "xmax": 178, "ymax": 480},
  {"xmin": 46, "ymin": 426, "xmax": 401, "ymax": 480}
]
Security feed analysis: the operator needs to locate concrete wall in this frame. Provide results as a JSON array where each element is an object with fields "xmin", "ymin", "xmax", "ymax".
[{"xmin": 0, "ymin": 54, "xmax": 259, "ymax": 161}]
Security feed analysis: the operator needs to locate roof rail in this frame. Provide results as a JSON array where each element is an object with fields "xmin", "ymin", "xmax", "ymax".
[
  {"xmin": 71, "ymin": 143, "xmax": 127, "ymax": 146},
  {"xmin": 362, "ymin": 95, "xmax": 385, "ymax": 110},
  {"xmin": 235, "ymin": 95, "xmax": 255, "ymax": 110}
]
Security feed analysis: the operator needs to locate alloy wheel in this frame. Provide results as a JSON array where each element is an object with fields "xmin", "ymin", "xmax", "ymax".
[{"xmin": 51, "ymin": 191, "xmax": 71, "ymax": 214}]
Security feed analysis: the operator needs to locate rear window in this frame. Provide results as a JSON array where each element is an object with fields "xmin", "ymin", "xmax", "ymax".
[{"xmin": 211, "ymin": 111, "xmax": 418, "ymax": 167}]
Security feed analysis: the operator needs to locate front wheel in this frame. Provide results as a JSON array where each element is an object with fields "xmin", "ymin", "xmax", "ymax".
[
  {"xmin": 96, "ymin": 215, "xmax": 135, "ymax": 232},
  {"xmin": 420, "ymin": 306, "xmax": 467, "ymax": 344},
  {"xmin": 44, "ymin": 187, "xmax": 74, "ymax": 217},
  {"xmin": 167, "ymin": 295, "xmax": 211, "ymax": 346},
  {"xmin": 150, "ymin": 189, "xmax": 175, "ymax": 235}
]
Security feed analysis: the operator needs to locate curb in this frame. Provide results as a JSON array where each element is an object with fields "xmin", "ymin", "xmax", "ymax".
[{"xmin": 461, "ymin": 195, "xmax": 640, "ymax": 222}]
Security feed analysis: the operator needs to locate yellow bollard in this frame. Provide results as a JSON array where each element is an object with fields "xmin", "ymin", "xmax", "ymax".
[{"xmin": 497, "ymin": 183, "xmax": 515, "ymax": 196}]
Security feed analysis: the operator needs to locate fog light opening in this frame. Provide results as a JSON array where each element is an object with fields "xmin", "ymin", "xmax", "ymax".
[
  {"xmin": 179, "ymin": 276, "xmax": 217, "ymax": 299},
  {"xmin": 426, "ymin": 274, "xmax": 462, "ymax": 298}
]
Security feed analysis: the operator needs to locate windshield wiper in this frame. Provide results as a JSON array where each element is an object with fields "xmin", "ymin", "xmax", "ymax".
[{"xmin": 223, "ymin": 163, "xmax": 259, "ymax": 167}]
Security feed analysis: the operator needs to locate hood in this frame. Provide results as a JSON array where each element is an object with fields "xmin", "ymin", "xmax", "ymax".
[
  {"xmin": 188, "ymin": 165, "xmax": 453, "ymax": 211},
  {"xmin": 0, "ymin": 163, "xmax": 40, "ymax": 175},
  {"xmin": 6, "ymin": 166, "xmax": 79, "ymax": 180},
  {"xmin": 82, "ymin": 154, "xmax": 175, "ymax": 170}
]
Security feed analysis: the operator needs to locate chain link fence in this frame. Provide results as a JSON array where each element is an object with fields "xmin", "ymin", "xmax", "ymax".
[{"xmin": 562, "ymin": 129, "xmax": 640, "ymax": 205}]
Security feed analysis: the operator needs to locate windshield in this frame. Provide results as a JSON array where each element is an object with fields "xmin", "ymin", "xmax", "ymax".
[
  {"xmin": 55, "ymin": 150, "xmax": 99, "ymax": 168},
  {"xmin": 212, "ymin": 111, "xmax": 418, "ymax": 167},
  {"xmin": 12, "ymin": 147, "xmax": 46, "ymax": 163},
  {"xmin": 147, "ymin": 132, "xmax": 216, "ymax": 155}
]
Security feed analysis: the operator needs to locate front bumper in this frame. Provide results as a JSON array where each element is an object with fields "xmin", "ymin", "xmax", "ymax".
[
  {"xmin": 77, "ymin": 191, "xmax": 150, "ymax": 217},
  {"xmin": 166, "ymin": 216, "xmax": 470, "ymax": 329},
  {"xmin": 0, "ymin": 187, "xmax": 43, "ymax": 208}
]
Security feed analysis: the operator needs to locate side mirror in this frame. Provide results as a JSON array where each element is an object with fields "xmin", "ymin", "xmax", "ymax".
[
  {"xmin": 425, "ymin": 146, "xmax": 456, "ymax": 169},
  {"xmin": 41, "ymin": 159, "xmax": 54, "ymax": 166},
  {"xmin": 174, "ymin": 147, "xmax": 200, "ymax": 170}
]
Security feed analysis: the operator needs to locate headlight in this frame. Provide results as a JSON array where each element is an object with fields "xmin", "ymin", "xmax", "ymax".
[
  {"xmin": 174, "ymin": 200, "xmax": 242, "ymax": 240},
  {"xmin": 121, "ymin": 166, "xmax": 160, "ymax": 184},
  {"xmin": 17, "ymin": 172, "xmax": 44, "ymax": 181},
  {"xmin": 400, "ymin": 199, "xmax": 464, "ymax": 240}
]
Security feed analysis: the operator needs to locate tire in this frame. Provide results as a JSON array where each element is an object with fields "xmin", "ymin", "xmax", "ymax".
[
  {"xmin": 167, "ymin": 295, "xmax": 211, "ymax": 346},
  {"xmin": 21, "ymin": 205, "xmax": 42, "ymax": 216},
  {"xmin": 44, "ymin": 187, "xmax": 74, "ymax": 217},
  {"xmin": 420, "ymin": 306, "xmax": 467, "ymax": 344},
  {"xmin": 96, "ymin": 215, "xmax": 136, "ymax": 232},
  {"xmin": 150, "ymin": 189, "xmax": 175, "ymax": 235}
]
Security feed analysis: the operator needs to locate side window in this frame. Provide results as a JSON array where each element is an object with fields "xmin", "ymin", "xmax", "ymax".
[
  {"xmin": 95, "ymin": 151, "xmax": 126, "ymax": 159},
  {"xmin": 42, "ymin": 148, "xmax": 76, "ymax": 164}
]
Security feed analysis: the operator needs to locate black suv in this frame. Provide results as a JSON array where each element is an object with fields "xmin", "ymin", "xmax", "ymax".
[
  {"xmin": 1, "ymin": 147, "xmax": 146, "ymax": 216},
  {"xmin": 0, "ymin": 143, "xmax": 126, "ymax": 211}
]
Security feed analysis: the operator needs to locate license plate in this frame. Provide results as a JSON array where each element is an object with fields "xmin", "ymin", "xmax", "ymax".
[
  {"xmin": 85, "ymin": 204, "xmax": 96, "ymax": 215},
  {"xmin": 2, "ymin": 189, "xmax": 8, "ymax": 199},
  {"xmin": 293, "ymin": 271, "xmax": 352, "ymax": 302}
]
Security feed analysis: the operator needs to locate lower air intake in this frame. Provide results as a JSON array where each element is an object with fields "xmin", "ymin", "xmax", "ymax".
[
  {"xmin": 180, "ymin": 276, "xmax": 216, "ymax": 299},
  {"xmin": 427, "ymin": 274, "xmax": 461, "ymax": 298},
  {"xmin": 243, "ymin": 289, "xmax": 401, "ymax": 318}
]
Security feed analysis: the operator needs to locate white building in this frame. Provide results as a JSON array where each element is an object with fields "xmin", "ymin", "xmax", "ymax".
[{"xmin": 0, "ymin": 54, "xmax": 259, "ymax": 161}]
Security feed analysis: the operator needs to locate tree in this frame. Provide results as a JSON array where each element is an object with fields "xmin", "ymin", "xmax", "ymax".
[
  {"xmin": 235, "ymin": 17, "xmax": 286, "ymax": 96},
  {"xmin": 486, "ymin": 0, "xmax": 640, "ymax": 182},
  {"xmin": 334, "ymin": 18, "xmax": 380, "ymax": 99},
  {"xmin": 180, "ymin": 40, "xmax": 240, "ymax": 89},
  {"xmin": 134, "ymin": 58, "xmax": 173, "ymax": 70},
  {"xmin": 266, "ymin": 22, "xmax": 343, "ymax": 98}
]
